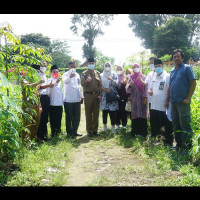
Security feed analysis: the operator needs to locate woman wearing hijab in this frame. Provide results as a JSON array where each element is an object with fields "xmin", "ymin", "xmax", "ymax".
[
  {"xmin": 126, "ymin": 63, "xmax": 148, "ymax": 137},
  {"xmin": 115, "ymin": 66, "xmax": 128, "ymax": 129},
  {"xmin": 100, "ymin": 62, "xmax": 119, "ymax": 133}
]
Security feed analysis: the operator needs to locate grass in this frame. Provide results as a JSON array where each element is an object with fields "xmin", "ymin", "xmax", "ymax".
[
  {"xmin": 4, "ymin": 135, "xmax": 75, "ymax": 186},
  {"xmin": 1, "ymin": 81, "xmax": 200, "ymax": 186}
]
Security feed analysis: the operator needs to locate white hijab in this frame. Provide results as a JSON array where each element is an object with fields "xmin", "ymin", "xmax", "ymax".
[{"xmin": 101, "ymin": 62, "xmax": 112, "ymax": 89}]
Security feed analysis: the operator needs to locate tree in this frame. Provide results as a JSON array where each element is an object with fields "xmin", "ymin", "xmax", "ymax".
[
  {"xmin": 50, "ymin": 40, "xmax": 71, "ymax": 67},
  {"xmin": 21, "ymin": 33, "xmax": 51, "ymax": 53},
  {"xmin": 128, "ymin": 14, "xmax": 200, "ymax": 60},
  {"xmin": 0, "ymin": 23, "xmax": 52, "ymax": 157},
  {"xmin": 153, "ymin": 17, "xmax": 192, "ymax": 57},
  {"xmin": 21, "ymin": 34, "xmax": 73, "ymax": 67},
  {"xmin": 128, "ymin": 14, "xmax": 169, "ymax": 49},
  {"xmin": 70, "ymin": 14, "xmax": 115, "ymax": 60},
  {"xmin": 95, "ymin": 48, "xmax": 115, "ymax": 68}
]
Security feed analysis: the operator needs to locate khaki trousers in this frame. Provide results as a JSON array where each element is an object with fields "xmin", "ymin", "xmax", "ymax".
[{"xmin": 84, "ymin": 93, "xmax": 100, "ymax": 133}]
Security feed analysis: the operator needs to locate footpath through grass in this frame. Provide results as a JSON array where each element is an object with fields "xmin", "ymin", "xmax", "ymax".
[{"xmin": 1, "ymin": 107, "xmax": 200, "ymax": 186}]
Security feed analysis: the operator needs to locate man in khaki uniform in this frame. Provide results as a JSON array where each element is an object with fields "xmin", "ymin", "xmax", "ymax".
[{"xmin": 81, "ymin": 58, "xmax": 102, "ymax": 137}]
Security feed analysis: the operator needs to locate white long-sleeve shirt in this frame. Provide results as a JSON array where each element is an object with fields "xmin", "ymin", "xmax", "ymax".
[
  {"xmin": 38, "ymin": 71, "xmax": 49, "ymax": 96},
  {"xmin": 48, "ymin": 77, "xmax": 63, "ymax": 106},
  {"xmin": 62, "ymin": 70, "xmax": 83, "ymax": 103}
]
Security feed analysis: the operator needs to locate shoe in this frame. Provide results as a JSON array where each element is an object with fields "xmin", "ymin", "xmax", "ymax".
[
  {"xmin": 116, "ymin": 125, "xmax": 120, "ymax": 130},
  {"xmin": 103, "ymin": 124, "xmax": 108, "ymax": 131},
  {"xmin": 87, "ymin": 132, "xmax": 93, "ymax": 137},
  {"xmin": 170, "ymin": 145, "xmax": 181, "ymax": 151},
  {"xmin": 93, "ymin": 131, "xmax": 99, "ymax": 136},
  {"xmin": 122, "ymin": 126, "xmax": 126, "ymax": 129},
  {"xmin": 111, "ymin": 126, "xmax": 116, "ymax": 133},
  {"xmin": 74, "ymin": 132, "xmax": 83, "ymax": 137},
  {"xmin": 67, "ymin": 134, "xmax": 76, "ymax": 139}
]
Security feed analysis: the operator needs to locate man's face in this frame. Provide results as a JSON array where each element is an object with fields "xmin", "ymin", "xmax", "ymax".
[
  {"xmin": 52, "ymin": 69, "xmax": 59, "ymax": 74},
  {"xmin": 88, "ymin": 62, "xmax": 95, "ymax": 66},
  {"xmin": 41, "ymin": 61, "xmax": 47, "ymax": 68},
  {"xmin": 149, "ymin": 59, "xmax": 154, "ymax": 65},
  {"xmin": 173, "ymin": 52, "xmax": 183, "ymax": 66},
  {"xmin": 154, "ymin": 64, "xmax": 163, "ymax": 69},
  {"xmin": 69, "ymin": 63, "xmax": 76, "ymax": 69}
]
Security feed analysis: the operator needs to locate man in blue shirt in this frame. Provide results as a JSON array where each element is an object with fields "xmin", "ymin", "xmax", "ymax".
[{"xmin": 165, "ymin": 49, "xmax": 196, "ymax": 153}]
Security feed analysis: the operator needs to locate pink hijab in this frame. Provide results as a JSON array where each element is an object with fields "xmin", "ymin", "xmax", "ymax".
[{"xmin": 131, "ymin": 63, "xmax": 144, "ymax": 91}]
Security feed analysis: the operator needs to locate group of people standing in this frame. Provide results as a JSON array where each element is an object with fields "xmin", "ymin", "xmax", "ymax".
[{"xmin": 21, "ymin": 49, "xmax": 197, "ymax": 154}]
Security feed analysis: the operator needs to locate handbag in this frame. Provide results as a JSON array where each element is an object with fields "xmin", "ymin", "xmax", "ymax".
[
  {"xmin": 125, "ymin": 101, "xmax": 131, "ymax": 112},
  {"xmin": 106, "ymin": 87, "xmax": 119, "ymax": 103}
]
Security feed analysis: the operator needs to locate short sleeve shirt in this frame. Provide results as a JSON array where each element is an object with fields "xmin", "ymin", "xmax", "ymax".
[
  {"xmin": 169, "ymin": 63, "xmax": 196, "ymax": 103},
  {"xmin": 150, "ymin": 71, "xmax": 170, "ymax": 112}
]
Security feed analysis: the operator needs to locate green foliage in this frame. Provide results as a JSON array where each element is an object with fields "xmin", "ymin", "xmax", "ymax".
[
  {"xmin": 190, "ymin": 80, "xmax": 200, "ymax": 161},
  {"xmin": 129, "ymin": 14, "xmax": 200, "ymax": 60},
  {"xmin": 50, "ymin": 40, "xmax": 72, "ymax": 67},
  {"xmin": 153, "ymin": 17, "xmax": 192, "ymax": 57},
  {"xmin": 0, "ymin": 23, "xmax": 52, "ymax": 160},
  {"xmin": 70, "ymin": 14, "xmax": 115, "ymax": 59},
  {"xmin": 20, "ymin": 34, "xmax": 72, "ymax": 68},
  {"xmin": 193, "ymin": 66, "xmax": 200, "ymax": 80},
  {"xmin": 20, "ymin": 33, "xmax": 51, "ymax": 53}
]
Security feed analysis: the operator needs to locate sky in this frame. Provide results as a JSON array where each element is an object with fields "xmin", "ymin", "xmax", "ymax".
[{"xmin": 0, "ymin": 14, "xmax": 147, "ymax": 65}]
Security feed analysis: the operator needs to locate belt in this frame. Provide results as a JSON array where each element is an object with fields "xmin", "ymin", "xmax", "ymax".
[{"xmin": 84, "ymin": 91, "xmax": 99, "ymax": 95}]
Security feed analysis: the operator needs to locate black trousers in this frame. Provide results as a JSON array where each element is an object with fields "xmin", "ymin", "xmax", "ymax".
[
  {"xmin": 150, "ymin": 109, "xmax": 173, "ymax": 145},
  {"xmin": 64, "ymin": 102, "xmax": 81, "ymax": 136},
  {"xmin": 116, "ymin": 100, "xmax": 127, "ymax": 127},
  {"xmin": 37, "ymin": 95, "xmax": 50, "ymax": 141},
  {"xmin": 102, "ymin": 110, "xmax": 116, "ymax": 126},
  {"xmin": 131, "ymin": 118, "xmax": 148, "ymax": 137},
  {"xmin": 50, "ymin": 105, "xmax": 63, "ymax": 137}
]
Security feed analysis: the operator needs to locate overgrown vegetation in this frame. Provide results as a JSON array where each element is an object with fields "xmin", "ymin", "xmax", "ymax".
[{"xmin": 1, "ymin": 21, "xmax": 200, "ymax": 187}]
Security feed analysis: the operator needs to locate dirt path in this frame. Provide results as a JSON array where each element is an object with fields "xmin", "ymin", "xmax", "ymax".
[
  {"xmin": 64, "ymin": 133, "xmax": 153, "ymax": 186},
  {"xmin": 63, "ymin": 106, "xmax": 181, "ymax": 186}
]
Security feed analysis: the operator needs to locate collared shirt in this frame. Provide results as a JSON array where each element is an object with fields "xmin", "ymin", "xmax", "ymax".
[
  {"xmin": 149, "ymin": 71, "xmax": 170, "ymax": 112},
  {"xmin": 48, "ymin": 77, "xmax": 63, "ymax": 106},
  {"xmin": 169, "ymin": 63, "xmax": 196, "ymax": 103},
  {"xmin": 62, "ymin": 70, "xmax": 83, "ymax": 102},
  {"xmin": 81, "ymin": 69, "xmax": 102, "ymax": 94},
  {"xmin": 146, "ymin": 71, "xmax": 156, "ymax": 104},
  {"xmin": 38, "ymin": 71, "xmax": 49, "ymax": 96}
]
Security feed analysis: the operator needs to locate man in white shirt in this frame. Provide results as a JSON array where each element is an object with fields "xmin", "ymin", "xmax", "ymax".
[
  {"xmin": 148, "ymin": 59, "xmax": 173, "ymax": 146},
  {"xmin": 48, "ymin": 65, "xmax": 63, "ymax": 138},
  {"xmin": 37, "ymin": 61, "xmax": 54, "ymax": 142},
  {"xmin": 62, "ymin": 61, "xmax": 83, "ymax": 138}
]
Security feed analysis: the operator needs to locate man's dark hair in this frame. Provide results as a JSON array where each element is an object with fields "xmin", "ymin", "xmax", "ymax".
[
  {"xmin": 154, "ymin": 58, "xmax": 163, "ymax": 65},
  {"xmin": 87, "ymin": 58, "xmax": 96, "ymax": 63},
  {"xmin": 68, "ymin": 61, "xmax": 76, "ymax": 66},
  {"xmin": 172, "ymin": 49, "xmax": 184, "ymax": 59},
  {"xmin": 31, "ymin": 64, "xmax": 40, "ymax": 70},
  {"xmin": 51, "ymin": 65, "xmax": 59, "ymax": 72},
  {"xmin": 149, "ymin": 56, "xmax": 157, "ymax": 61}
]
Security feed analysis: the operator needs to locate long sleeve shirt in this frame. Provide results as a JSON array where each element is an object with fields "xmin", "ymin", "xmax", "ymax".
[
  {"xmin": 48, "ymin": 77, "xmax": 63, "ymax": 106},
  {"xmin": 62, "ymin": 70, "xmax": 83, "ymax": 103}
]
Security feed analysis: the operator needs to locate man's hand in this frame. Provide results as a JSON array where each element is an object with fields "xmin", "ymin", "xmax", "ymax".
[
  {"xmin": 183, "ymin": 98, "xmax": 190, "ymax": 104},
  {"xmin": 148, "ymin": 89, "xmax": 153, "ymax": 96},
  {"xmin": 48, "ymin": 80, "xmax": 54, "ymax": 88},
  {"xmin": 86, "ymin": 74, "xmax": 92, "ymax": 83},
  {"xmin": 70, "ymin": 73, "xmax": 75, "ymax": 78},
  {"xmin": 97, "ymin": 95, "xmax": 102, "ymax": 102},
  {"xmin": 56, "ymin": 77, "xmax": 61, "ymax": 83}
]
